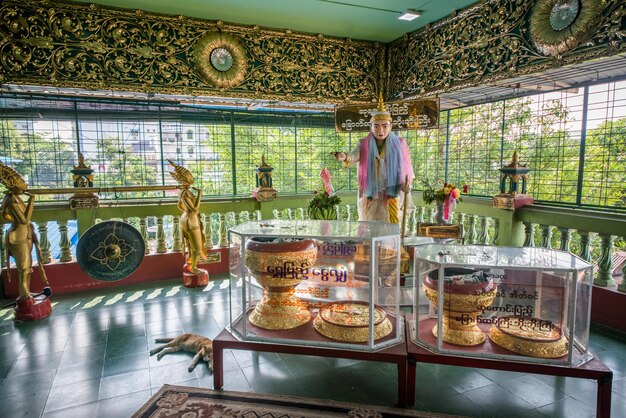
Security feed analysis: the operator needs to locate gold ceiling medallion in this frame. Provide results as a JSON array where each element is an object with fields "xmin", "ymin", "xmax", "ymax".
[
  {"xmin": 194, "ymin": 31, "xmax": 247, "ymax": 89},
  {"xmin": 530, "ymin": 0, "xmax": 604, "ymax": 56}
]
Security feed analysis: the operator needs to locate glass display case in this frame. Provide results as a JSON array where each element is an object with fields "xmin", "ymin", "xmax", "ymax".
[
  {"xmin": 228, "ymin": 219, "xmax": 404, "ymax": 351},
  {"xmin": 413, "ymin": 244, "xmax": 594, "ymax": 366}
]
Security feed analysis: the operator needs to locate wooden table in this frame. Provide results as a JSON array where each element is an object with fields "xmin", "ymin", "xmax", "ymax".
[
  {"xmin": 405, "ymin": 319, "xmax": 613, "ymax": 417},
  {"xmin": 212, "ymin": 321, "xmax": 409, "ymax": 407}
]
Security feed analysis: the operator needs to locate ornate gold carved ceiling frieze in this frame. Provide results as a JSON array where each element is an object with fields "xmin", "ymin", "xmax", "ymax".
[
  {"xmin": 0, "ymin": 0, "xmax": 383, "ymax": 104},
  {"xmin": 388, "ymin": 0, "xmax": 626, "ymax": 101},
  {"xmin": 1, "ymin": 0, "xmax": 624, "ymax": 105}
]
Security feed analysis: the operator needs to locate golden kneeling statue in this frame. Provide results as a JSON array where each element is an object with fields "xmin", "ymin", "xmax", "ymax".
[
  {"xmin": 168, "ymin": 160, "xmax": 207, "ymax": 278},
  {"xmin": 0, "ymin": 162, "xmax": 51, "ymax": 320}
]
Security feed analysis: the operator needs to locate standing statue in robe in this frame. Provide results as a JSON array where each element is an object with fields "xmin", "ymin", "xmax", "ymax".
[
  {"xmin": 334, "ymin": 95, "xmax": 414, "ymax": 223},
  {"xmin": 0, "ymin": 162, "xmax": 51, "ymax": 312},
  {"xmin": 168, "ymin": 160, "xmax": 207, "ymax": 275}
]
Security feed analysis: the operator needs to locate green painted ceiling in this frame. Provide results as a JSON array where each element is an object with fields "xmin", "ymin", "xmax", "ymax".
[{"xmin": 70, "ymin": 0, "xmax": 480, "ymax": 42}]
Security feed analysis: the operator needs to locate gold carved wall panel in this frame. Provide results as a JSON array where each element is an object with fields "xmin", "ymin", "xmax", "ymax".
[
  {"xmin": 1, "ymin": 0, "xmax": 624, "ymax": 105},
  {"xmin": 0, "ymin": 0, "xmax": 383, "ymax": 104},
  {"xmin": 388, "ymin": 0, "xmax": 626, "ymax": 100}
]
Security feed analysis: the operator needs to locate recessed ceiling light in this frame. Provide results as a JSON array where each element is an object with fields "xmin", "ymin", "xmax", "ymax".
[{"xmin": 398, "ymin": 9, "xmax": 422, "ymax": 21}]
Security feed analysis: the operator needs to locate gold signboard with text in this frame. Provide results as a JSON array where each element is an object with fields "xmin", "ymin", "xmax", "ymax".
[{"xmin": 335, "ymin": 99, "xmax": 439, "ymax": 132}]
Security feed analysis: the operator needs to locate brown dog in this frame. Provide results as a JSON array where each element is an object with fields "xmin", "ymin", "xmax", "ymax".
[{"xmin": 150, "ymin": 333, "xmax": 213, "ymax": 372}]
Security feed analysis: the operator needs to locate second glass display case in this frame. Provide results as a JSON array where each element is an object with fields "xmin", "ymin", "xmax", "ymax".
[
  {"xmin": 413, "ymin": 244, "xmax": 594, "ymax": 366},
  {"xmin": 228, "ymin": 219, "xmax": 404, "ymax": 351}
]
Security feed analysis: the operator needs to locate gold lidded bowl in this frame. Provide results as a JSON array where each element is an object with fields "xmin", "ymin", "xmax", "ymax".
[
  {"xmin": 489, "ymin": 315, "xmax": 568, "ymax": 358},
  {"xmin": 245, "ymin": 237, "xmax": 317, "ymax": 330},
  {"xmin": 423, "ymin": 267, "xmax": 497, "ymax": 346},
  {"xmin": 313, "ymin": 300, "xmax": 393, "ymax": 343}
]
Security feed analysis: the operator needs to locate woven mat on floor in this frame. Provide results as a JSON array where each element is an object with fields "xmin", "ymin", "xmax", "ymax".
[{"xmin": 132, "ymin": 384, "xmax": 465, "ymax": 418}]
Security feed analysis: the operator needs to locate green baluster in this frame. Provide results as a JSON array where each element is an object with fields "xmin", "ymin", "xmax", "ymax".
[
  {"xmin": 492, "ymin": 218, "xmax": 500, "ymax": 245},
  {"xmin": 139, "ymin": 217, "xmax": 150, "ymax": 254},
  {"xmin": 458, "ymin": 213, "xmax": 466, "ymax": 242},
  {"xmin": 468, "ymin": 215, "xmax": 478, "ymax": 244},
  {"xmin": 578, "ymin": 231, "xmax": 592, "ymax": 262},
  {"xmin": 334, "ymin": 205, "xmax": 341, "ymax": 220},
  {"xmin": 540, "ymin": 224, "xmax": 552, "ymax": 249},
  {"xmin": 523, "ymin": 222, "xmax": 536, "ymax": 247},
  {"xmin": 156, "ymin": 216, "xmax": 167, "ymax": 253},
  {"xmin": 595, "ymin": 234, "xmax": 615, "ymax": 287},
  {"xmin": 341, "ymin": 206, "xmax": 347, "ymax": 221},
  {"xmin": 37, "ymin": 221, "xmax": 52, "ymax": 264},
  {"xmin": 203, "ymin": 213, "xmax": 213, "ymax": 249},
  {"xmin": 478, "ymin": 216, "xmax": 489, "ymax": 245},
  {"xmin": 558, "ymin": 227, "xmax": 571, "ymax": 252},
  {"xmin": 172, "ymin": 215, "xmax": 182, "ymax": 252},
  {"xmin": 272, "ymin": 209, "xmax": 281, "ymax": 220},
  {"xmin": 58, "ymin": 220, "xmax": 72, "ymax": 262},
  {"xmin": 418, "ymin": 206, "xmax": 425, "ymax": 223},
  {"xmin": 427, "ymin": 207, "xmax": 435, "ymax": 223},
  {"xmin": 218, "ymin": 212, "xmax": 228, "ymax": 247},
  {"xmin": 407, "ymin": 209, "xmax": 416, "ymax": 237}
]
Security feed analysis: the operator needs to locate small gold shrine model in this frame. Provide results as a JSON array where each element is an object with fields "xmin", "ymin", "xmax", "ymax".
[
  {"xmin": 492, "ymin": 151, "xmax": 534, "ymax": 210},
  {"xmin": 252, "ymin": 155, "xmax": 277, "ymax": 202}
]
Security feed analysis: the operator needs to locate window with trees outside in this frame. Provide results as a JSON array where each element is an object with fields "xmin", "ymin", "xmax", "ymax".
[{"xmin": 0, "ymin": 79, "xmax": 624, "ymax": 211}]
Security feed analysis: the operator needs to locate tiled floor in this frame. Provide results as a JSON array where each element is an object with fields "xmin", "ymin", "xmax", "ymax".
[{"xmin": 0, "ymin": 276, "xmax": 624, "ymax": 418}]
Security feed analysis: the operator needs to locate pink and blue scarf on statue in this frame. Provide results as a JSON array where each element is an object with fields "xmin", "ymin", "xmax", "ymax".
[{"xmin": 357, "ymin": 133, "xmax": 414, "ymax": 199}]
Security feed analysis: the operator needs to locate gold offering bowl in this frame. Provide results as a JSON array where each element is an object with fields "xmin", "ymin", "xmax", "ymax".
[
  {"xmin": 489, "ymin": 316, "xmax": 568, "ymax": 358},
  {"xmin": 423, "ymin": 268, "xmax": 497, "ymax": 346},
  {"xmin": 313, "ymin": 301, "xmax": 393, "ymax": 343},
  {"xmin": 245, "ymin": 237, "xmax": 317, "ymax": 330}
]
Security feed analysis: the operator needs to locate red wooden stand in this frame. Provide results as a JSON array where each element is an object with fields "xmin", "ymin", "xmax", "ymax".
[
  {"xmin": 213, "ymin": 316, "xmax": 408, "ymax": 407},
  {"xmin": 183, "ymin": 269, "xmax": 209, "ymax": 288},
  {"xmin": 14, "ymin": 294, "xmax": 52, "ymax": 321},
  {"xmin": 405, "ymin": 318, "xmax": 613, "ymax": 417}
]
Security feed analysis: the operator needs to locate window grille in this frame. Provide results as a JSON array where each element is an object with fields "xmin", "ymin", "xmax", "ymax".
[
  {"xmin": 0, "ymin": 81, "xmax": 624, "ymax": 211},
  {"xmin": 401, "ymin": 115, "xmax": 446, "ymax": 190},
  {"xmin": 582, "ymin": 81, "xmax": 626, "ymax": 208}
]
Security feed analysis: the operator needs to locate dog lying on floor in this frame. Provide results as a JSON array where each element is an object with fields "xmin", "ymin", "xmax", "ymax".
[{"xmin": 150, "ymin": 333, "xmax": 213, "ymax": 372}]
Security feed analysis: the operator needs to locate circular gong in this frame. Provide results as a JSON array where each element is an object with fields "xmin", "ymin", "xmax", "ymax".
[{"xmin": 77, "ymin": 221, "xmax": 145, "ymax": 281}]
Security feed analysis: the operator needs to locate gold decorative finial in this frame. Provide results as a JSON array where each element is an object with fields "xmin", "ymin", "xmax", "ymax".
[
  {"xmin": 370, "ymin": 92, "xmax": 392, "ymax": 122},
  {"xmin": 504, "ymin": 151, "xmax": 526, "ymax": 169},
  {"xmin": 377, "ymin": 91, "xmax": 387, "ymax": 112},
  {"xmin": 74, "ymin": 153, "xmax": 91, "ymax": 170},
  {"xmin": 168, "ymin": 159, "xmax": 195, "ymax": 186}
]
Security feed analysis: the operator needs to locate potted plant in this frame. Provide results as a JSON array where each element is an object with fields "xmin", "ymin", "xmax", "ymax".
[
  {"xmin": 308, "ymin": 168, "xmax": 341, "ymax": 220},
  {"xmin": 422, "ymin": 178, "xmax": 467, "ymax": 224}
]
